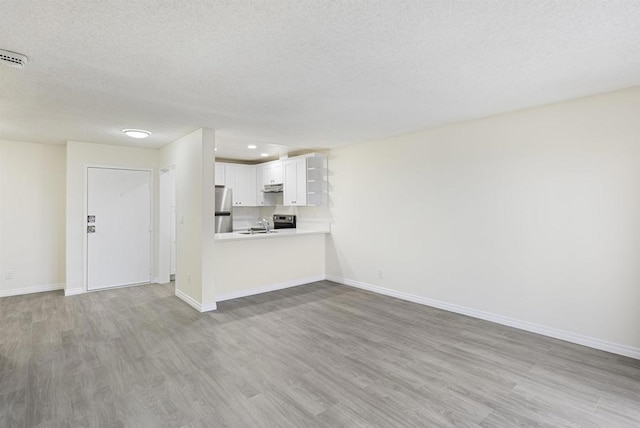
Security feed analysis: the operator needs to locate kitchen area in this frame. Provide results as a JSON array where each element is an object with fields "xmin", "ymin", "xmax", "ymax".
[{"xmin": 212, "ymin": 151, "xmax": 330, "ymax": 301}]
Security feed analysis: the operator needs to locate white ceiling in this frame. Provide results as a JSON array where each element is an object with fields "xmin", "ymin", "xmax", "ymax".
[{"xmin": 1, "ymin": 1, "xmax": 640, "ymax": 159}]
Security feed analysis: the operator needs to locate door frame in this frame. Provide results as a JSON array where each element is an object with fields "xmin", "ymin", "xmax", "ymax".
[
  {"xmin": 158, "ymin": 165, "xmax": 176, "ymax": 285},
  {"xmin": 83, "ymin": 165, "xmax": 154, "ymax": 293}
]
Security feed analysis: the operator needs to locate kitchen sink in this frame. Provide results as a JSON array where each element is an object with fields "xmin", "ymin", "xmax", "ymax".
[{"xmin": 237, "ymin": 230, "xmax": 278, "ymax": 235}]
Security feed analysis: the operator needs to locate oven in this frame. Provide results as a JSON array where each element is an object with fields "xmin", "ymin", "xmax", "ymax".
[{"xmin": 273, "ymin": 214, "xmax": 296, "ymax": 229}]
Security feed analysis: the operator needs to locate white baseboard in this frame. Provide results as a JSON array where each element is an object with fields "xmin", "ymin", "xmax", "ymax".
[
  {"xmin": 0, "ymin": 283, "xmax": 64, "ymax": 298},
  {"xmin": 326, "ymin": 275, "xmax": 640, "ymax": 360},
  {"xmin": 201, "ymin": 302, "xmax": 218, "ymax": 312},
  {"xmin": 216, "ymin": 274, "xmax": 326, "ymax": 302},
  {"xmin": 64, "ymin": 287, "xmax": 84, "ymax": 296},
  {"xmin": 175, "ymin": 288, "xmax": 217, "ymax": 312}
]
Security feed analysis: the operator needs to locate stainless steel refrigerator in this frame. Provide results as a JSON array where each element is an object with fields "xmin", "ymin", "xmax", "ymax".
[{"xmin": 215, "ymin": 186, "xmax": 233, "ymax": 233}]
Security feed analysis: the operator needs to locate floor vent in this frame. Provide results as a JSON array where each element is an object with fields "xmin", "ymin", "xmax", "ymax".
[{"xmin": 0, "ymin": 49, "xmax": 27, "ymax": 69}]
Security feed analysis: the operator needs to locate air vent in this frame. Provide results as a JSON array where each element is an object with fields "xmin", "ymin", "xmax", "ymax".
[{"xmin": 0, "ymin": 49, "xmax": 27, "ymax": 69}]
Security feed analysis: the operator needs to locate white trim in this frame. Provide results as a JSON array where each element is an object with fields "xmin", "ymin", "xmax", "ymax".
[
  {"xmin": 175, "ymin": 288, "xmax": 217, "ymax": 312},
  {"xmin": 326, "ymin": 275, "xmax": 640, "ymax": 360},
  {"xmin": 175, "ymin": 288, "xmax": 201, "ymax": 310},
  {"xmin": 158, "ymin": 166, "xmax": 176, "ymax": 285},
  {"xmin": 0, "ymin": 283, "xmax": 64, "ymax": 298},
  {"xmin": 64, "ymin": 287, "xmax": 84, "ymax": 296},
  {"xmin": 201, "ymin": 302, "xmax": 218, "ymax": 312},
  {"xmin": 216, "ymin": 274, "xmax": 326, "ymax": 302}
]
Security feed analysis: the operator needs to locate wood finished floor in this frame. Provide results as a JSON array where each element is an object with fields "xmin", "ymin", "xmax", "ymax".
[{"xmin": 1, "ymin": 281, "xmax": 639, "ymax": 427}]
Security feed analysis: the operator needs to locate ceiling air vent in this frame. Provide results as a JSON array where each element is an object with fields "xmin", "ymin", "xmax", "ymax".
[{"xmin": 0, "ymin": 49, "xmax": 27, "ymax": 69}]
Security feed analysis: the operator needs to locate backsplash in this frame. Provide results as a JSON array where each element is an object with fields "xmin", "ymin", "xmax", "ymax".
[
  {"xmin": 230, "ymin": 205, "xmax": 331, "ymax": 232},
  {"xmin": 259, "ymin": 205, "xmax": 332, "ymax": 232},
  {"xmin": 231, "ymin": 207, "xmax": 262, "ymax": 230}
]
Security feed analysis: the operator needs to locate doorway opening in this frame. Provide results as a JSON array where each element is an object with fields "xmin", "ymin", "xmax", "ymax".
[{"xmin": 158, "ymin": 167, "xmax": 176, "ymax": 284}]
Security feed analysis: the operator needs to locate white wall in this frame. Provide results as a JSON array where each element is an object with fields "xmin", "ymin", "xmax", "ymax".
[
  {"xmin": 0, "ymin": 140, "xmax": 66, "ymax": 296},
  {"xmin": 65, "ymin": 141, "xmax": 159, "ymax": 294},
  {"xmin": 327, "ymin": 87, "xmax": 640, "ymax": 354},
  {"xmin": 159, "ymin": 129, "xmax": 216, "ymax": 310}
]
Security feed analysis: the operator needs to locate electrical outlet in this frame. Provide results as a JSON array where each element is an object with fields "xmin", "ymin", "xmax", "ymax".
[
  {"xmin": 5, "ymin": 270, "xmax": 15, "ymax": 280},
  {"xmin": 188, "ymin": 273, "xmax": 191, "ymax": 284},
  {"xmin": 377, "ymin": 269, "xmax": 384, "ymax": 279}
]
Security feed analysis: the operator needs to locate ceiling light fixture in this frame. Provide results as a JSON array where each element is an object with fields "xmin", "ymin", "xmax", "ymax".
[
  {"xmin": 123, "ymin": 129, "xmax": 151, "ymax": 139},
  {"xmin": 260, "ymin": 153, "xmax": 269, "ymax": 157},
  {"xmin": 0, "ymin": 48, "xmax": 27, "ymax": 69},
  {"xmin": 247, "ymin": 144, "xmax": 257, "ymax": 149}
]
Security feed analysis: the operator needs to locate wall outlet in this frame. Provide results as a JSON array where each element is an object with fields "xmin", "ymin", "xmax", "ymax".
[
  {"xmin": 188, "ymin": 273, "xmax": 191, "ymax": 284},
  {"xmin": 377, "ymin": 269, "xmax": 384, "ymax": 279},
  {"xmin": 5, "ymin": 270, "xmax": 15, "ymax": 280}
]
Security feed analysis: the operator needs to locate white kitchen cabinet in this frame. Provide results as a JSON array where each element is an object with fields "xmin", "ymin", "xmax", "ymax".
[
  {"xmin": 283, "ymin": 154, "xmax": 328, "ymax": 207},
  {"xmin": 219, "ymin": 155, "xmax": 325, "ymax": 207},
  {"xmin": 224, "ymin": 164, "xmax": 256, "ymax": 206},
  {"xmin": 283, "ymin": 158, "xmax": 308, "ymax": 206},
  {"xmin": 257, "ymin": 161, "xmax": 281, "ymax": 207},
  {"xmin": 256, "ymin": 164, "xmax": 273, "ymax": 207},
  {"xmin": 256, "ymin": 164, "xmax": 265, "ymax": 206},
  {"xmin": 263, "ymin": 161, "xmax": 283, "ymax": 184},
  {"xmin": 214, "ymin": 162, "xmax": 225, "ymax": 186}
]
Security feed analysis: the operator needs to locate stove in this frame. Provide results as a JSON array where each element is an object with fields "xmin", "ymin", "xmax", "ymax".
[{"xmin": 273, "ymin": 214, "xmax": 296, "ymax": 229}]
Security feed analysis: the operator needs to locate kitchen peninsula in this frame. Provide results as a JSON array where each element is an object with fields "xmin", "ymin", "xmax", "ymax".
[
  {"xmin": 213, "ymin": 152, "xmax": 330, "ymax": 302},
  {"xmin": 214, "ymin": 229, "xmax": 328, "ymax": 302}
]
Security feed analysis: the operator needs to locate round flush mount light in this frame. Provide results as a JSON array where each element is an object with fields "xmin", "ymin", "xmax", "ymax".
[
  {"xmin": 247, "ymin": 144, "xmax": 257, "ymax": 149},
  {"xmin": 260, "ymin": 153, "xmax": 269, "ymax": 157},
  {"xmin": 123, "ymin": 129, "xmax": 151, "ymax": 139}
]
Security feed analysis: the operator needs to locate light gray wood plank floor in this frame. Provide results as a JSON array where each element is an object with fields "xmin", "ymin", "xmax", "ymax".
[{"xmin": 1, "ymin": 280, "xmax": 639, "ymax": 427}]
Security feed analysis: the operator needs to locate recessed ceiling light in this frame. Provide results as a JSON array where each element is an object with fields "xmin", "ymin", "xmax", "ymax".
[
  {"xmin": 260, "ymin": 153, "xmax": 269, "ymax": 157},
  {"xmin": 123, "ymin": 129, "xmax": 151, "ymax": 139},
  {"xmin": 214, "ymin": 147, "xmax": 218, "ymax": 151},
  {"xmin": 247, "ymin": 144, "xmax": 257, "ymax": 149}
]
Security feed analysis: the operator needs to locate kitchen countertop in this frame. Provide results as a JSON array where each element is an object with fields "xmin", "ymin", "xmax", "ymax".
[{"xmin": 215, "ymin": 229, "xmax": 329, "ymax": 242}]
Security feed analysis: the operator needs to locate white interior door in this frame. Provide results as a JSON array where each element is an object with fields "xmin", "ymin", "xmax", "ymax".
[{"xmin": 87, "ymin": 167, "xmax": 152, "ymax": 290}]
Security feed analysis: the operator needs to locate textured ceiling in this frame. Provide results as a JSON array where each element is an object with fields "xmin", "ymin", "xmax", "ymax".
[{"xmin": 1, "ymin": 1, "xmax": 640, "ymax": 157}]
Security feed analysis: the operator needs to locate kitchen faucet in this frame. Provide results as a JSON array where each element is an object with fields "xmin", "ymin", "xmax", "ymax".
[{"xmin": 257, "ymin": 218, "xmax": 271, "ymax": 233}]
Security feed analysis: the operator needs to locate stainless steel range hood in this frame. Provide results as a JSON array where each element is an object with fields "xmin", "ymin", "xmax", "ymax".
[{"xmin": 262, "ymin": 183, "xmax": 283, "ymax": 193}]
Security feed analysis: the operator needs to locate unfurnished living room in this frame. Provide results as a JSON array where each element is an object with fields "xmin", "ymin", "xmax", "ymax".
[{"xmin": 1, "ymin": 1, "xmax": 640, "ymax": 427}]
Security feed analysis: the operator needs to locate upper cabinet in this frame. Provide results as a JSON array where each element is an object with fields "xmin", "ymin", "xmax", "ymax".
[
  {"xmin": 222, "ymin": 163, "xmax": 256, "ymax": 207},
  {"xmin": 263, "ymin": 161, "xmax": 283, "ymax": 185},
  {"xmin": 256, "ymin": 164, "xmax": 275, "ymax": 207},
  {"xmin": 216, "ymin": 154, "xmax": 327, "ymax": 208},
  {"xmin": 215, "ymin": 163, "xmax": 225, "ymax": 186},
  {"xmin": 283, "ymin": 158, "xmax": 307, "ymax": 206},
  {"xmin": 283, "ymin": 153, "xmax": 328, "ymax": 207}
]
